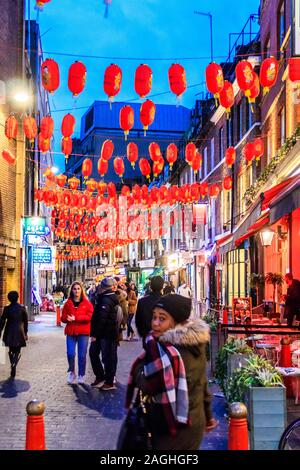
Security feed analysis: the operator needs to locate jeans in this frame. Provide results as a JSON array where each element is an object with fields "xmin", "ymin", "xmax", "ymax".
[
  {"xmin": 66, "ymin": 335, "xmax": 89, "ymax": 376},
  {"xmin": 127, "ymin": 314, "xmax": 134, "ymax": 338},
  {"xmin": 89, "ymin": 338, "xmax": 118, "ymax": 386}
]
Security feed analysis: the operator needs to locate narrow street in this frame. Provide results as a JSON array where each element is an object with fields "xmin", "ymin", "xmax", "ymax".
[{"xmin": 0, "ymin": 313, "xmax": 227, "ymax": 450}]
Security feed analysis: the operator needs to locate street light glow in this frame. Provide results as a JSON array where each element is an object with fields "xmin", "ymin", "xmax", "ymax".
[
  {"xmin": 13, "ymin": 91, "xmax": 30, "ymax": 103},
  {"xmin": 51, "ymin": 166, "xmax": 59, "ymax": 174}
]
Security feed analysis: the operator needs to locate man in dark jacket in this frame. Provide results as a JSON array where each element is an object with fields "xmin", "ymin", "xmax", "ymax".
[
  {"xmin": 89, "ymin": 277, "xmax": 120, "ymax": 390},
  {"xmin": 284, "ymin": 273, "xmax": 300, "ymax": 327},
  {"xmin": 135, "ymin": 276, "xmax": 164, "ymax": 340}
]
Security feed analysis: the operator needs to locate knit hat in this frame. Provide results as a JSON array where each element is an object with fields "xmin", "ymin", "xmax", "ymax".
[
  {"xmin": 154, "ymin": 294, "xmax": 191, "ymax": 323},
  {"xmin": 100, "ymin": 277, "xmax": 117, "ymax": 290}
]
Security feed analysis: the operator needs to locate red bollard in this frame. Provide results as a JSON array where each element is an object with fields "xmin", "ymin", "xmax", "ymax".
[
  {"xmin": 280, "ymin": 337, "xmax": 293, "ymax": 397},
  {"xmin": 56, "ymin": 305, "xmax": 61, "ymax": 327},
  {"xmin": 25, "ymin": 400, "xmax": 46, "ymax": 450},
  {"xmin": 228, "ymin": 402, "xmax": 249, "ymax": 450}
]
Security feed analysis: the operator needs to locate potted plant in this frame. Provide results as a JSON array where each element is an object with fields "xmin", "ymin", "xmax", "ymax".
[
  {"xmin": 265, "ymin": 272, "xmax": 284, "ymax": 317},
  {"xmin": 250, "ymin": 273, "xmax": 265, "ymax": 307},
  {"xmin": 226, "ymin": 354, "xmax": 286, "ymax": 450}
]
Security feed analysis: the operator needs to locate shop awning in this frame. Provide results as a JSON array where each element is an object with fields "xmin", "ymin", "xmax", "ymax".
[
  {"xmin": 235, "ymin": 215, "xmax": 269, "ymax": 247},
  {"xmin": 269, "ymin": 175, "xmax": 300, "ymax": 224},
  {"xmin": 215, "ymin": 233, "xmax": 234, "ymax": 255},
  {"xmin": 261, "ymin": 176, "xmax": 297, "ymax": 211}
]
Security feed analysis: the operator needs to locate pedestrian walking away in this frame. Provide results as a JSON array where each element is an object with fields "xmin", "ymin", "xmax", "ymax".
[
  {"xmin": 0, "ymin": 291, "xmax": 28, "ymax": 378},
  {"xmin": 123, "ymin": 294, "xmax": 217, "ymax": 450},
  {"xmin": 61, "ymin": 281, "xmax": 93, "ymax": 385},
  {"xmin": 126, "ymin": 283, "xmax": 137, "ymax": 341}
]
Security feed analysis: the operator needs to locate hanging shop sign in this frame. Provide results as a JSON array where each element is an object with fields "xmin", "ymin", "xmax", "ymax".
[
  {"xmin": 33, "ymin": 246, "xmax": 52, "ymax": 264},
  {"xmin": 23, "ymin": 216, "xmax": 47, "ymax": 236},
  {"xmin": 138, "ymin": 259, "xmax": 155, "ymax": 269}
]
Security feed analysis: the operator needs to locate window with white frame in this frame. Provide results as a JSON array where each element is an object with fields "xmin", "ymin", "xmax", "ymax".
[
  {"xmin": 210, "ymin": 138, "xmax": 215, "ymax": 171},
  {"xmin": 204, "ymin": 147, "xmax": 208, "ymax": 177}
]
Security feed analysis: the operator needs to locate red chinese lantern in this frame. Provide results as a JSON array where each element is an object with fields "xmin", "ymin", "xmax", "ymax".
[
  {"xmin": 219, "ymin": 81, "xmax": 234, "ymax": 117},
  {"xmin": 150, "ymin": 187, "xmax": 159, "ymax": 205},
  {"xmin": 68, "ymin": 61, "xmax": 86, "ymax": 97},
  {"xmin": 190, "ymin": 183, "xmax": 200, "ymax": 202},
  {"xmin": 85, "ymin": 179, "xmax": 98, "ymax": 193},
  {"xmin": 139, "ymin": 158, "xmax": 151, "ymax": 179},
  {"xmin": 5, "ymin": 116, "xmax": 18, "ymax": 139},
  {"xmin": 61, "ymin": 114, "xmax": 75, "ymax": 138},
  {"xmin": 168, "ymin": 63, "xmax": 187, "ymax": 99},
  {"xmin": 153, "ymin": 156, "xmax": 164, "ymax": 177},
  {"xmin": 223, "ymin": 176, "xmax": 233, "ymax": 191},
  {"xmin": 61, "ymin": 137, "xmax": 73, "ymax": 161},
  {"xmin": 2, "ymin": 149, "xmax": 16, "ymax": 165},
  {"xmin": 121, "ymin": 186, "xmax": 131, "ymax": 197},
  {"xmin": 235, "ymin": 60, "xmax": 255, "ymax": 97},
  {"xmin": 140, "ymin": 99, "xmax": 156, "ymax": 135},
  {"xmin": 169, "ymin": 185, "xmax": 179, "ymax": 204},
  {"xmin": 82, "ymin": 158, "xmax": 93, "ymax": 180},
  {"xmin": 41, "ymin": 58, "xmax": 60, "ymax": 93},
  {"xmin": 41, "ymin": 116, "xmax": 54, "ymax": 139},
  {"xmin": 191, "ymin": 151, "xmax": 202, "ymax": 174},
  {"xmin": 159, "ymin": 186, "xmax": 169, "ymax": 205},
  {"xmin": 43, "ymin": 167, "xmax": 55, "ymax": 182},
  {"xmin": 107, "ymin": 182, "xmax": 116, "ymax": 199},
  {"xmin": 97, "ymin": 158, "xmax": 108, "ymax": 177},
  {"xmin": 101, "ymin": 140, "xmax": 114, "ymax": 161},
  {"xmin": 141, "ymin": 185, "xmax": 148, "ymax": 203},
  {"xmin": 127, "ymin": 142, "xmax": 138, "ymax": 168},
  {"xmin": 132, "ymin": 184, "xmax": 141, "ymax": 201},
  {"xmin": 166, "ymin": 143, "xmax": 178, "ymax": 170},
  {"xmin": 56, "ymin": 174, "xmax": 67, "ymax": 188},
  {"xmin": 23, "ymin": 116, "xmax": 37, "ymax": 141},
  {"xmin": 243, "ymin": 142, "xmax": 255, "ymax": 163},
  {"xmin": 38, "ymin": 133, "xmax": 50, "ymax": 153},
  {"xmin": 113, "ymin": 157, "xmax": 125, "ymax": 178},
  {"xmin": 209, "ymin": 184, "xmax": 220, "ymax": 198},
  {"xmin": 259, "ymin": 57, "xmax": 279, "ymax": 95},
  {"xmin": 134, "ymin": 64, "xmax": 152, "ymax": 98},
  {"xmin": 120, "ymin": 105, "xmax": 134, "ymax": 140},
  {"xmin": 36, "ymin": 0, "xmax": 51, "ymax": 8},
  {"xmin": 149, "ymin": 142, "xmax": 162, "ymax": 162},
  {"xmin": 185, "ymin": 142, "xmax": 197, "ymax": 165},
  {"xmin": 98, "ymin": 181, "xmax": 107, "ymax": 195},
  {"xmin": 205, "ymin": 62, "xmax": 224, "ymax": 102},
  {"xmin": 289, "ymin": 57, "xmax": 300, "ymax": 84},
  {"xmin": 225, "ymin": 147, "xmax": 236, "ymax": 167},
  {"xmin": 200, "ymin": 182, "xmax": 209, "ymax": 198},
  {"xmin": 248, "ymin": 72, "xmax": 260, "ymax": 103},
  {"xmin": 253, "ymin": 137, "xmax": 264, "ymax": 161},
  {"xmin": 103, "ymin": 64, "xmax": 122, "ymax": 103},
  {"xmin": 68, "ymin": 177, "xmax": 80, "ymax": 190}
]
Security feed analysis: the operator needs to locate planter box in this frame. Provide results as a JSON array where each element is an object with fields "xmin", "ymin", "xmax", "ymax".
[
  {"xmin": 245, "ymin": 385, "xmax": 287, "ymax": 450},
  {"xmin": 227, "ymin": 353, "xmax": 249, "ymax": 377}
]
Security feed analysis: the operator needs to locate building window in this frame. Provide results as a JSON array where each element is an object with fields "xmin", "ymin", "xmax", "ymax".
[
  {"xmin": 237, "ymin": 102, "xmax": 243, "ymax": 141},
  {"xmin": 279, "ymin": 107, "xmax": 286, "ymax": 146},
  {"xmin": 222, "ymin": 188, "xmax": 232, "ymax": 231},
  {"xmin": 204, "ymin": 147, "xmax": 208, "ymax": 176},
  {"xmin": 278, "ymin": 1, "xmax": 286, "ymax": 49},
  {"xmin": 226, "ymin": 118, "xmax": 233, "ymax": 147},
  {"xmin": 219, "ymin": 128, "xmax": 224, "ymax": 162},
  {"xmin": 210, "ymin": 138, "xmax": 215, "ymax": 169}
]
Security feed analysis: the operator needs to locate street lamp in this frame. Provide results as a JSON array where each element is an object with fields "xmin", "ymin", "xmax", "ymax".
[
  {"xmin": 260, "ymin": 228, "xmax": 275, "ymax": 246},
  {"xmin": 194, "ymin": 10, "xmax": 214, "ymax": 62},
  {"xmin": 14, "ymin": 91, "xmax": 31, "ymax": 103}
]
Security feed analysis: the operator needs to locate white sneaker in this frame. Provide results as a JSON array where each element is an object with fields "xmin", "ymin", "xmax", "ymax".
[
  {"xmin": 78, "ymin": 375, "xmax": 85, "ymax": 384},
  {"xmin": 67, "ymin": 371, "xmax": 76, "ymax": 384}
]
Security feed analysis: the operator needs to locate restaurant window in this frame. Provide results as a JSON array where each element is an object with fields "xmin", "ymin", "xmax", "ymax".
[
  {"xmin": 227, "ymin": 249, "xmax": 247, "ymax": 306},
  {"xmin": 210, "ymin": 138, "xmax": 215, "ymax": 170},
  {"xmin": 219, "ymin": 127, "xmax": 224, "ymax": 162}
]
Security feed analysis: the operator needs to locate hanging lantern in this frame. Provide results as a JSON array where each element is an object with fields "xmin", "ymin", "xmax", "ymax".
[
  {"xmin": 82, "ymin": 158, "xmax": 93, "ymax": 180},
  {"xmin": 248, "ymin": 72, "xmax": 260, "ymax": 104},
  {"xmin": 191, "ymin": 151, "xmax": 202, "ymax": 174},
  {"xmin": 200, "ymin": 182, "xmax": 209, "ymax": 199},
  {"xmin": 107, "ymin": 182, "xmax": 116, "ymax": 198},
  {"xmin": 85, "ymin": 178, "xmax": 98, "ymax": 193},
  {"xmin": 41, "ymin": 58, "xmax": 60, "ymax": 93},
  {"xmin": 61, "ymin": 113, "xmax": 75, "ymax": 138},
  {"xmin": 205, "ymin": 62, "xmax": 224, "ymax": 104},
  {"xmin": 98, "ymin": 181, "xmax": 107, "ymax": 195},
  {"xmin": 132, "ymin": 184, "xmax": 141, "ymax": 201},
  {"xmin": 126, "ymin": 142, "xmax": 138, "ymax": 168},
  {"xmin": 140, "ymin": 100, "xmax": 156, "ymax": 135},
  {"xmin": 289, "ymin": 57, "xmax": 300, "ymax": 85},
  {"xmin": 68, "ymin": 176, "xmax": 80, "ymax": 190},
  {"xmin": 68, "ymin": 61, "xmax": 86, "ymax": 97},
  {"xmin": 166, "ymin": 143, "xmax": 178, "ymax": 170},
  {"xmin": 36, "ymin": 0, "xmax": 51, "ymax": 9},
  {"xmin": 56, "ymin": 174, "xmax": 67, "ymax": 188},
  {"xmin": 101, "ymin": 139, "xmax": 114, "ymax": 161},
  {"xmin": 243, "ymin": 142, "xmax": 255, "ymax": 163},
  {"xmin": 97, "ymin": 158, "xmax": 108, "ymax": 177},
  {"xmin": 2, "ymin": 149, "xmax": 16, "ymax": 165},
  {"xmin": 41, "ymin": 116, "xmax": 54, "ymax": 139},
  {"xmin": 23, "ymin": 116, "xmax": 37, "ymax": 142},
  {"xmin": 259, "ymin": 57, "xmax": 279, "ymax": 95},
  {"xmin": 168, "ymin": 63, "xmax": 187, "ymax": 99},
  {"xmin": 225, "ymin": 147, "xmax": 236, "ymax": 167},
  {"xmin": 185, "ymin": 142, "xmax": 197, "ymax": 166},
  {"xmin": 253, "ymin": 137, "xmax": 264, "ymax": 161},
  {"xmin": 61, "ymin": 137, "xmax": 73, "ymax": 161},
  {"xmin": 134, "ymin": 64, "xmax": 152, "ymax": 99},
  {"xmin": 141, "ymin": 185, "xmax": 148, "ymax": 203},
  {"xmin": 113, "ymin": 157, "xmax": 125, "ymax": 178},
  {"xmin": 139, "ymin": 158, "xmax": 151, "ymax": 179},
  {"xmin": 103, "ymin": 63, "xmax": 122, "ymax": 103},
  {"xmin": 153, "ymin": 156, "xmax": 164, "ymax": 177},
  {"xmin": 38, "ymin": 133, "xmax": 50, "ymax": 153},
  {"xmin": 150, "ymin": 187, "xmax": 159, "ymax": 205},
  {"xmin": 149, "ymin": 142, "xmax": 162, "ymax": 162},
  {"xmin": 120, "ymin": 105, "xmax": 134, "ymax": 140},
  {"xmin": 209, "ymin": 184, "xmax": 220, "ymax": 198},
  {"xmin": 235, "ymin": 60, "xmax": 255, "ymax": 97},
  {"xmin": 121, "ymin": 185, "xmax": 131, "ymax": 197},
  {"xmin": 223, "ymin": 176, "xmax": 233, "ymax": 191},
  {"xmin": 5, "ymin": 116, "xmax": 18, "ymax": 139},
  {"xmin": 169, "ymin": 185, "xmax": 179, "ymax": 204},
  {"xmin": 43, "ymin": 167, "xmax": 55, "ymax": 182},
  {"xmin": 159, "ymin": 185, "xmax": 169, "ymax": 205},
  {"xmin": 219, "ymin": 81, "xmax": 234, "ymax": 118}
]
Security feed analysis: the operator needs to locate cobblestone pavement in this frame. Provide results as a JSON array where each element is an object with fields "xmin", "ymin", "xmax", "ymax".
[{"xmin": 0, "ymin": 312, "xmax": 227, "ymax": 450}]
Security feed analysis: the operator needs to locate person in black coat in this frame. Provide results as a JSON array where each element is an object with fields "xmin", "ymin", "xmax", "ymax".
[
  {"xmin": 284, "ymin": 273, "xmax": 300, "ymax": 326},
  {"xmin": 0, "ymin": 291, "xmax": 28, "ymax": 378},
  {"xmin": 135, "ymin": 276, "xmax": 164, "ymax": 340}
]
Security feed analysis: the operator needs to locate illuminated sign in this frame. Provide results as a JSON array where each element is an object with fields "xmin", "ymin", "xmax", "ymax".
[
  {"xmin": 23, "ymin": 217, "xmax": 47, "ymax": 236},
  {"xmin": 33, "ymin": 247, "xmax": 52, "ymax": 264}
]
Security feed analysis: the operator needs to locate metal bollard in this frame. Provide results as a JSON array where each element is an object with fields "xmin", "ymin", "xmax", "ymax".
[
  {"xmin": 56, "ymin": 305, "xmax": 61, "ymax": 327},
  {"xmin": 228, "ymin": 402, "xmax": 249, "ymax": 450},
  {"xmin": 25, "ymin": 400, "xmax": 46, "ymax": 450}
]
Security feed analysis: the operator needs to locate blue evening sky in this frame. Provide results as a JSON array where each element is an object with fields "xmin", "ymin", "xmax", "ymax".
[{"xmin": 29, "ymin": 0, "xmax": 260, "ymax": 171}]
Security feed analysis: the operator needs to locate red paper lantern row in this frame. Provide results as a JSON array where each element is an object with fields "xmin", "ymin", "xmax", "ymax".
[
  {"xmin": 153, "ymin": 156, "xmax": 164, "ymax": 177},
  {"xmin": 61, "ymin": 137, "xmax": 73, "ymax": 160},
  {"xmin": 56, "ymin": 174, "xmax": 67, "ymax": 188},
  {"xmin": 259, "ymin": 57, "xmax": 279, "ymax": 95},
  {"xmin": 140, "ymin": 99, "xmax": 156, "ymax": 135},
  {"xmin": 127, "ymin": 142, "xmax": 138, "ymax": 168},
  {"xmin": 191, "ymin": 151, "xmax": 202, "ymax": 174},
  {"xmin": 219, "ymin": 81, "xmax": 234, "ymax": 117},
  {"xmin": 23, "ymin": 116, "xmax": 38, "ymax": 141},
  {"xmin": 253, "ymin": 137, "xmax": 264, "ymax": 161},
  {"xmin": 139, "ymin": 158, "xmax": 151, "ymax": 179},
  {"xmin": 68, "ymin": 177, "xmax": 80, "ymax": 190},
  {"xmin": 38, "ymin": 133, "xmax": 51, "ymax": 153},
  {"xmin": 68, "ymin": 61, "xmax": 86, "ymax": 97},
  {"xmin": 235, "ymin": 60, "xmax": 255, "ymax": 98},
  {"xmin": 43, "ymin": 167, "xmax": 55, "ymax": 182},
  {"xmin": 98, "ymin": 158, "xmax": 108, "ymax": 177},
  {"xmin": 248, "ymin": 72, "xmax": 260, "ymax": 103},
  {"xmin": 82, "ymin": 158, "xmax": 93, "ymax": 180},
  {"xmin": 135, "ymin": 64, "xmax": 152, "ymax": 99},
  {"xmin": 101, "ymin": 139, "xmax": 114, "ymax": 161},
  {"xmin": 168, "ymin": 63, "xmax": 187, "ymax": 98},
  {"xmin": 209, "ymin": 184, "xmax": 220, "ymax": 198},
  {"xmin": 61, "ymin": 113, "xmax": 75, "ymax": 138},
  {"xmin": 41, "ymin": 58, "xmax": 60, "ymax": 93},
  {"xmin": 114, "ymin": 157, "xmax": 125, "ymax": 178},
  {"xmin": 205, "ymin": 62, "xmax": 224, "ymax": 101},
  {"xmin": 41, "ymin": 116, "xmax": 54, "ymax": 139},
  {"xmin": 104, "ymin": 63, "xmax": 122, "ymax": 103},
  {"xmin": 223, "ymin": 176, "xmax": 233, "ymax": 191},
  {"xmin": 225, "ymin": 147, "xmax": 236, "ymax": 167},
  {"xmin": 149, "ymin": 142, "xmax": 162, "ymax": 162},
  {"xmin": 185, "ymin": 142, "xmax": 197, "ymax": 165},
  {"xmin": 166, "ymin": 143, "xmax": 178, "ymax": 169},
  {"xmin": 120, "ymin": 105, "xmax": 134, "ymax": 140},
  {"xmin": 243, "ymin": 142, "xmax": 255, "ymax": 163},
  {"xmin": 5, "ymin": 116, "xmax": 18, "ymax": 139},
  {"xmin": 289, "ymin": 57, "xmax": 300, "ymax": 83},
  {"xmin": 2, "ymin": 149, "xmax": 16, "ymax": 165}
]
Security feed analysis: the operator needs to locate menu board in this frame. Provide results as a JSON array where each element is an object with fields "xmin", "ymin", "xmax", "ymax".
[{"xmin": 232, "ymin": 297, "xmax": 252, "ymax": 324}]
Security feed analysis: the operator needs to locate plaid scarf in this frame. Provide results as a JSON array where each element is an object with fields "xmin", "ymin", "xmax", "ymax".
[{"xmin": 126, "ymin": 334, "xmax": 189, "ymax": 436}]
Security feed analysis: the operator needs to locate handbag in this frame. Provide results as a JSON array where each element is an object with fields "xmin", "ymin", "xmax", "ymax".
[{"xmin": 116, "ymin": 389, "xmax": 153, "ymax": 450}]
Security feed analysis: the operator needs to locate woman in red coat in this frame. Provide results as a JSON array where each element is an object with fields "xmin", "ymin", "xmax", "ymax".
[{"xmin": 61, "ymin": 281, "xmax": 93, "ymax": 385}]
